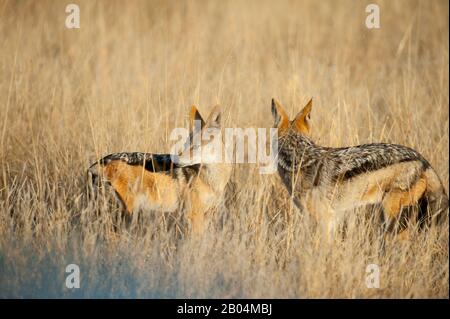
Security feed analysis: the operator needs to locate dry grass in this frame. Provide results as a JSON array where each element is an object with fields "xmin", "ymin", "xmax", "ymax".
[{"xmin": 0, "ymin": 0, "xmax": 448, "ymax": 298}]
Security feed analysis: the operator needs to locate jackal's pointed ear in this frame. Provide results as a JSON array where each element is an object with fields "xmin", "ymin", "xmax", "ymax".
[
  {"xmin": 293, "ymin": 98, "xmax": 312, "ymax": 135},
  {"xmin": 271, "ymin": 98, "xmax": 289, "ymax": 131},
  {"xmin": 189, "ymin": 105, "xmax": 205, "ymax": 132},
  {"xmin": 205, "ymin": 105, "xmax": 222, "ymax": 128}
]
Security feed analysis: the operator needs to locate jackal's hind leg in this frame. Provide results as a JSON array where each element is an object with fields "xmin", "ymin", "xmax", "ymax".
[
  {"xmin": 382, "ymin": 177, "xmax": 427, "ymax": 234},
  {"xmin": 112, "ymin": 185, "xmax": 135, "ymax": 215}
]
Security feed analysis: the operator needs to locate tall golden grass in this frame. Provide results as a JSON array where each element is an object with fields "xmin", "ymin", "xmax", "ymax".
[{"xmin": 0, "ymin": 0, "xmax": 448, "ymax": 298}]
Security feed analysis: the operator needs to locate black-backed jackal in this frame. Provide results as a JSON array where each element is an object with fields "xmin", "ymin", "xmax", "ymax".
[
  {"xmin": 271, "ymin": 98, "xmax": 448, "ymax": 239},
  {"xmin": 88, "ymin": 105, "xmax": 232, "ymax": 235}
]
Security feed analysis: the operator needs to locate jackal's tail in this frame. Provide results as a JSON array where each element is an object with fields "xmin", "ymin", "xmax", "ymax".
[{"xmin": 419, "ymin": 168, "xmax": 449, "ymax": 227}]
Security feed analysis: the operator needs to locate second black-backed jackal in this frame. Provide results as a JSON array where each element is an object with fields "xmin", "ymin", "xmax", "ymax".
[
  {"xmin": 88, "ymin": 105, "xmax": 232, "ymax": 235},
  {"xmin": 271, "ymin": 98, "xmax": 448, "ymax": 239}
]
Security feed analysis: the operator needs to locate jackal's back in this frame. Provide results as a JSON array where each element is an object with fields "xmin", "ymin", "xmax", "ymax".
[{"xmin": 278, "ymin": 131, "xmax": 431, "ymax": 184}]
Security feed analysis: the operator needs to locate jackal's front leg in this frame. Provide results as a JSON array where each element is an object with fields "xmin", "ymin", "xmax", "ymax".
[
  {"xmin": 187, "ymin": 209, "xmax": 205, "ymax": 235},
  {"xmin": 307, "ymin": 198, "xmax": 338, "ymax": 243},
  {"xmin": 322, "ymin": 211, "xmax": 341, "ymax": 243},
  {"xmin": 186, "ymin": 193, "xmax": 206, "ymax": 235}
]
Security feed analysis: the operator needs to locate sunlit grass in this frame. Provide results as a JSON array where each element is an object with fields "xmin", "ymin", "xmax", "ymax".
[{"xmin": 0, "ymin": 0, "xmax": 448, "ymax": 298}]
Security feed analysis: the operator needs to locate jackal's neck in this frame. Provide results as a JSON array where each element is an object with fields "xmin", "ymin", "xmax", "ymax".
[
  {"xmin": 201, "ymin": 163, "xmax": 232, "ymax": 190},
  {"xmin": 277, "ymin": 133, "xmax": 325, "ymax": 172}
]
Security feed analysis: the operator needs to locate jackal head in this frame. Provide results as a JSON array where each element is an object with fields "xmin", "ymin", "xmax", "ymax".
[
  {"xmin": 176, "ymin": 105, "xmax": 224, "ymax": 166},
  {"xmin": 271, "ymin": 98, "xmax": 313, "ymax": 137}
]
